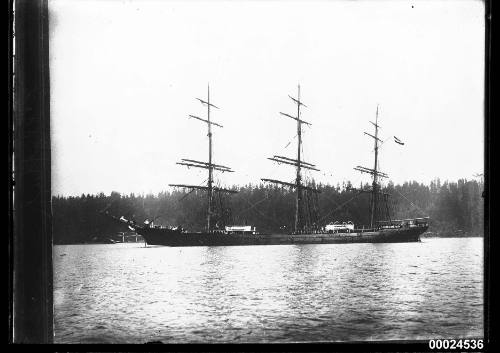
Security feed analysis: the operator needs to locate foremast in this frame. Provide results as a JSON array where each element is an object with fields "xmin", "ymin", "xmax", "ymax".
[
  {"xmin": 169, "ymin": 85, "xmax": 237, "ymax": 233},
  {"xmin": 262, "ymin": 85, "xmax": 321, "ymax": 234},
  {"xmin": 353, "ymin": 105, "xmax": 390, "ymax": 229}
]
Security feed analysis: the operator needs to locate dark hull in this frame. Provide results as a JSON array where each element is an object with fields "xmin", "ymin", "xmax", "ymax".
[{"xmin": 136, "ymin": 226, "xmax": 427, "ymax": 247}]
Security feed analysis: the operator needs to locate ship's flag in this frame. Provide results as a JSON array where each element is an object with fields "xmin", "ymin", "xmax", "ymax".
[{"xmin": 394, "ymin": 136, "xmax": 405, "ymax": 145}]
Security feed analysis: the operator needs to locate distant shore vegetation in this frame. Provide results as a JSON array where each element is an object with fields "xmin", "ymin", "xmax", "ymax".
[{"xmin": 52, "ymin": 178, "xmax": 484, "ymax": 244}]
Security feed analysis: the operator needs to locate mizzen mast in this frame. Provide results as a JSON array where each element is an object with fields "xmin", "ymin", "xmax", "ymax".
[
  {"xmin": 169, "ymin": 85, "xmax": 236, "ymax": 233},
  {"xmin": 353, "ymin": 105, "xmax": 389, "ymax": 228},
  {"xmin": 262, "ymin": 85, "xmax": 321, "ymax": 234}
]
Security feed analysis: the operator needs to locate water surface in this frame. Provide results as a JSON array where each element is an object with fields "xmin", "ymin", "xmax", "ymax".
[{"xmin": 53, "ymin": 237, "xmax": 483, "ymax": 343}]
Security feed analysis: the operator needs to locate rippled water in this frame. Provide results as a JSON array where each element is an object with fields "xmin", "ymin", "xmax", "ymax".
[{"xmin": 53, "ymin": 237, "xmax": 483, "ymax": 343}]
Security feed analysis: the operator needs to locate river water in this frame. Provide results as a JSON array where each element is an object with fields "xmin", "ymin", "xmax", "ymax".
[{"xmin": 53, "ymin": 237, "xmax": 483, "ymax": 343}]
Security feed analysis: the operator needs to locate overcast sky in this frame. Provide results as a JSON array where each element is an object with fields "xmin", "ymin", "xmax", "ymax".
[{"xmin": 49, "ymin": 0, "xmax": 485, "ymax": 196}]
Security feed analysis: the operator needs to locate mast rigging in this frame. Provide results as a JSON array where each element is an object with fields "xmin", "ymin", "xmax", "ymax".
[
  {"xmin": 170, "ymin": 85, "xmax": 237, "ymax": 232},
  {"xmin": 353, "ymin": 105, "xmax": 392, "ymax": 228},
  {"xmin": 262, "ymin": 85, "xmax": 320, "ymax": 233}
]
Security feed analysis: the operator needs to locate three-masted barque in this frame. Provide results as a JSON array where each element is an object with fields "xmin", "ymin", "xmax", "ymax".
[{"xmin": 108, "ymin": 86, "xmax": 428, "ymax": 246}]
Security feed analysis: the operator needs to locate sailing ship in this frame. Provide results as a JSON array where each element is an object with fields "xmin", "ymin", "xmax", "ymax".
[{"xmin": 107, "ymin": 86, "xmax": 428, "ymax": 246}]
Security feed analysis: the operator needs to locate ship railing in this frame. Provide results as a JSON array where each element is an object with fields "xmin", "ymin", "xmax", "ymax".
[
  {"xmin": 354, "ymin": 227, "xmax": 377, "ymax": 233},
  {"xmin": 225, "ymin": 231, "xmax": 257, "ymax": 235},
  {"xmin": 210, "ymin": 229, "xmax": 257, "ymax": 235},
  {"xmin": 377, "ymin": 217, "xmax": 429, "ymax": 228},
  {"xmin": 324, "ymin": 228, "xmax": 354, "ymax": 234}
]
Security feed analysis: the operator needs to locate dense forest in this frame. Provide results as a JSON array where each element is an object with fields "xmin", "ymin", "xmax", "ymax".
[{"xmin": 51, "ymin": 178, "xmax": 484, "ymax": 244}]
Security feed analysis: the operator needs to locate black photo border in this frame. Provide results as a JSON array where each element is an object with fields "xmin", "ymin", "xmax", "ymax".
[{"xmin": 8, "ymin": 0, "xmax": 494, "ymax": 350}]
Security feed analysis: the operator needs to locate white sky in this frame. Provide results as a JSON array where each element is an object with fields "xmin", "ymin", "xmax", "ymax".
[{"xmin": 49, "ymin": 0, "xmax": 485, "ymax": 196}]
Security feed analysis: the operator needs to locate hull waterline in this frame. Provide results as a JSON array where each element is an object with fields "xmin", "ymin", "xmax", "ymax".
[{"xmin": 136, "ymin": 226, "xmax": 427, "ymax": 247}]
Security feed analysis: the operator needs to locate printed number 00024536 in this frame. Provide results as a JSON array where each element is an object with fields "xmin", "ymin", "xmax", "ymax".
[{"xmin": 429, "ymin": 339, "xmax": 483, "ymax": 350}]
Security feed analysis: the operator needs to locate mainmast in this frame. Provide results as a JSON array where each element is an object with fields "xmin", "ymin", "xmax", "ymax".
[
  {"xmin": 207, "ymin": 85, "xmax": 213, "ymax": 233},
  {"xmin": 262, "ymin": 85, "xmax": 321, "ymax": 234},
  {"xmin": 295, "ymin": 85, "xmax": 302, "ymax": 234},
  {"xmin": 353, "ymin": 105, "xmax": 389, "ymax": 228},
  {"xmin": 170, "ymin": 85, "xmax": 237, "ymax": 233}
]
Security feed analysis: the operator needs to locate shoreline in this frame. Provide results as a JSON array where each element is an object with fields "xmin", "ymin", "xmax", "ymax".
[{"xmin": 54, "ymin": 234, "xmax": 484, "ymax": 245}]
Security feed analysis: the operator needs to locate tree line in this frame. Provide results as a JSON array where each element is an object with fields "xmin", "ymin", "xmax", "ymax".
[{"xmin": 51, "ymin": 178, "xmax": 484, "ymax": 244}]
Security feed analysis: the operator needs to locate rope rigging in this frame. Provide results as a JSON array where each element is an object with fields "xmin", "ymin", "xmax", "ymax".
[
  {"xmin": 283, "ymin": 134, "xmax": 297, "ymax": 149},
  {"xmin": 317, "ymin": 192, "xmax": 362, "ymax": 224},
  {"xmin": 178, "ymin": 178, "xmax": 208, "ymax": 202},
  {"xmin": 233, "ymin": 194, "xmax": 270, "ymax": 217},
  {"xmin": 392, "ymin": 187, "xmax": 427, "ymax": 216},
  {"xmin": 240, "ymin": 196, "xmax": 283, "ymax": 227}
]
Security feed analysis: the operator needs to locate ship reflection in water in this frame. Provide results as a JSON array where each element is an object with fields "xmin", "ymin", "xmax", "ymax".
[{"xmin": 53, "ymin": 237, "xmax": 483, "ymax": 343}]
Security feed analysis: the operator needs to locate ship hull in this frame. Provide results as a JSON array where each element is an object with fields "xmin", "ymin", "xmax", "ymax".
[{"xmin": 136, "ymin": 226, "xmax": 427, "ymax": 247}]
